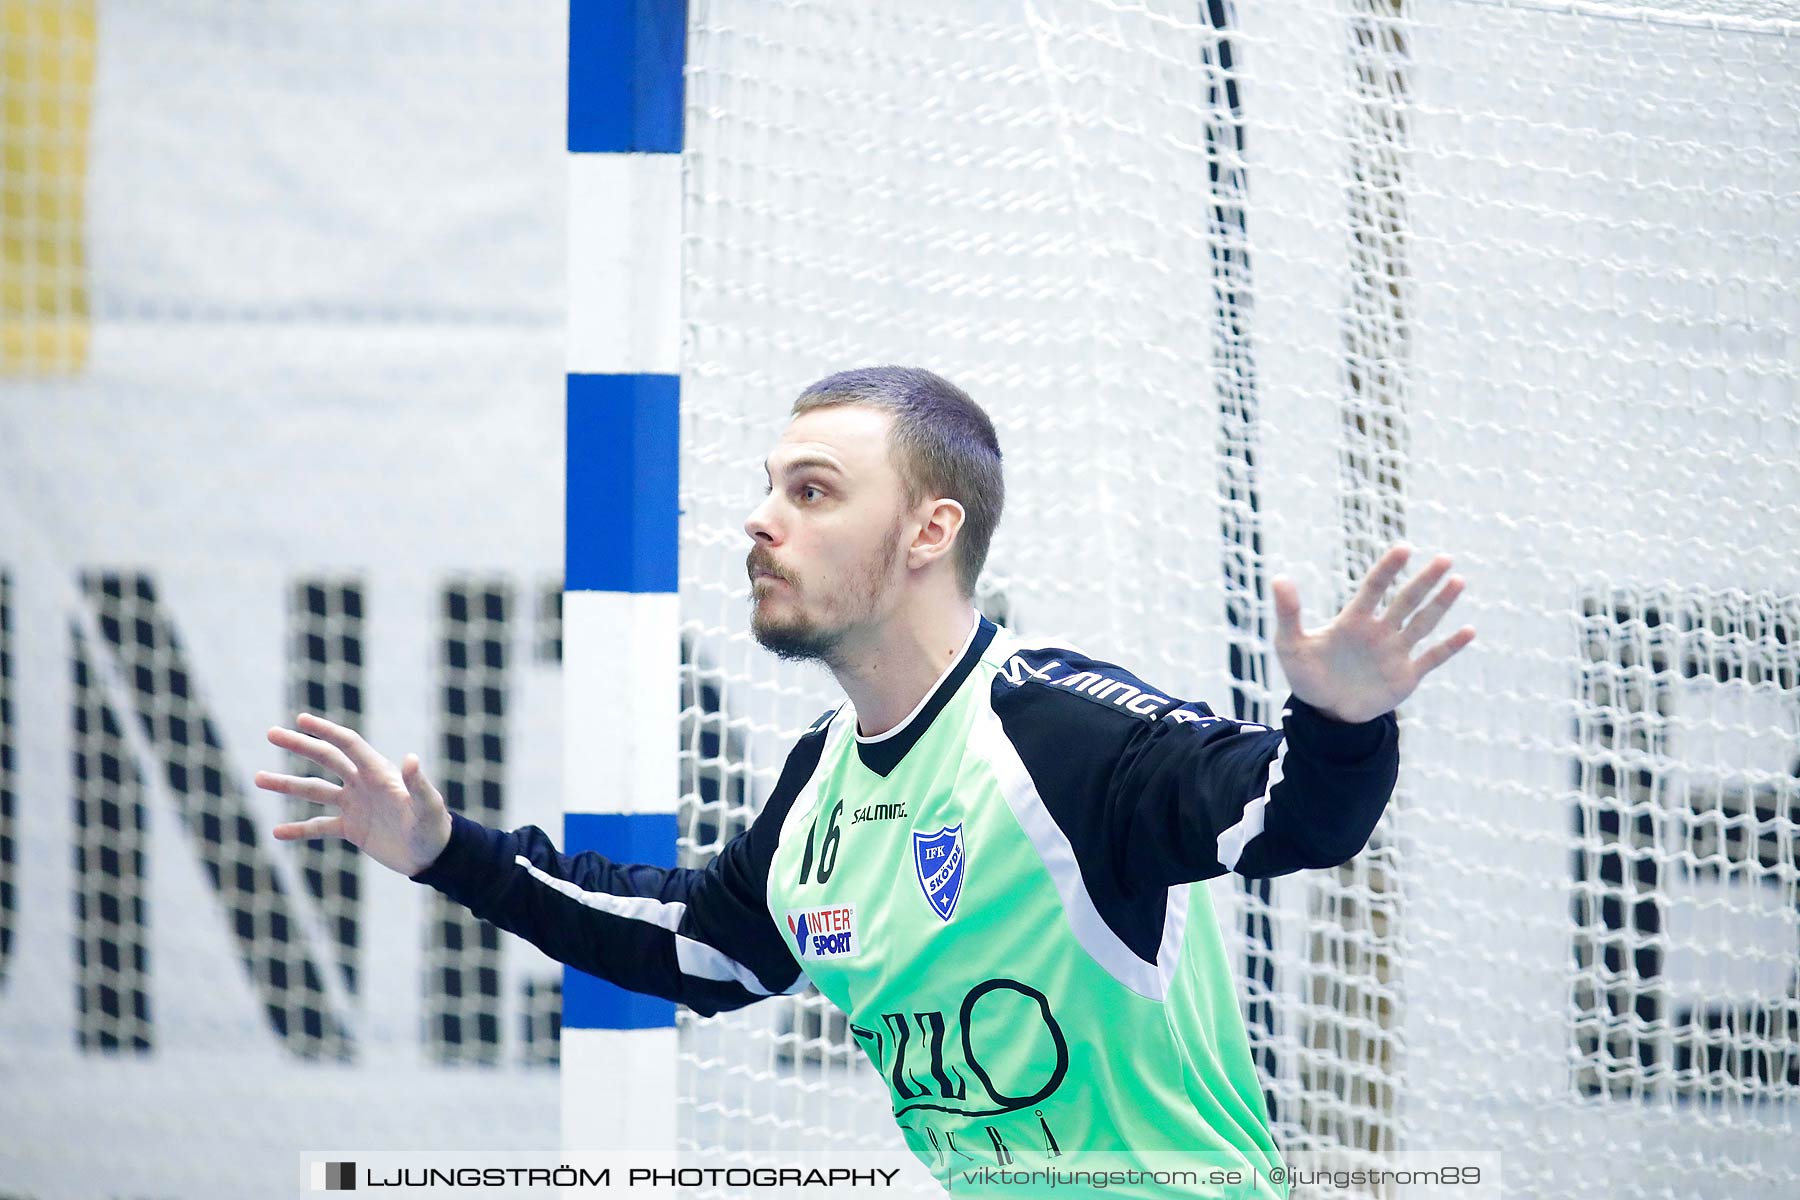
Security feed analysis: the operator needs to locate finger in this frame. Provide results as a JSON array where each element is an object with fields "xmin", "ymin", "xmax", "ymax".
[
  {"xmin": 1399, "ymin": 574, "xmax": 1467, "ymax": 646},
  {"xmin": 267, "ymin": 725, "xmax": 357, "ymax": 781},
  {"xmin": 1345, "ymin": 542, "xmax": 1413, "ymax": 618},
  {"xmin": 1270, "ymin": 576, "xmax": 1304, "ymax": 645},
  {"xmin": 1383, "ymin": 553, "xmax": 1452, "ymax": 628},
  {"xmin": 273, "ymin": 813, "xmax": 345, "ymax": 841},
  {"xmin": 401, "ymin": 754, "xmax": 442, "ymax": 808},
  {"xmin": 253, "ymin": 771, "xmax": 342, "ymax": 806},
  {"xmin": 1411, "ymin": 625, "xmax": 1476, "ymax": 677},
  {"xmin": 295, "ymin": 712, "xmax": 386, "ymax": 775}
]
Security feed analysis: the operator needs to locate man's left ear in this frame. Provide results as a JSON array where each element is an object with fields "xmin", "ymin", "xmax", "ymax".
[{"xmin": 909, "ymin": 498, "xmax": 965, "ymax": 570}]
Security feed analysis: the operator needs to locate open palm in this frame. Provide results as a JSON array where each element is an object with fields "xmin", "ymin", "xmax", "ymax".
[
  {"xmin": 1271, "ymin": 543, "xmax": 1475, "ymax": 725},
  {"xmin": 256, "ymin": 714, "xmax": 453, "ymax": 878}
]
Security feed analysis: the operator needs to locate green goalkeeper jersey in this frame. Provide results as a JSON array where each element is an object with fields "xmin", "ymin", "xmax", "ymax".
[{"xmin": 418, "ymin": 613, "xmax": 1400, "ymax": 1197}]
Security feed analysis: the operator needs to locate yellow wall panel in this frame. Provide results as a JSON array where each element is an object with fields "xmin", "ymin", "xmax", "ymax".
[{"xmin": 1, "ymin": 0, "xmax": 94, "ymax": 374}]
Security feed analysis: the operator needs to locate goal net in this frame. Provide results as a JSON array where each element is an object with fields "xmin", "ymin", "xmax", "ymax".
[{"xmin": 675, "ymin": 1, "xmax": 1799, "ymax": 1196}]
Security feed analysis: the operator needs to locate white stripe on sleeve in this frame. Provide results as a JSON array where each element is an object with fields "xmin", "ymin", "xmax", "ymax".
[
  {"xmin": 1215, "ymin": 731, "xmax": 1288, "ymax": 873},
  {"xmin": 516, "ymin": 855, "xmax": 778, "ymax": 996}
]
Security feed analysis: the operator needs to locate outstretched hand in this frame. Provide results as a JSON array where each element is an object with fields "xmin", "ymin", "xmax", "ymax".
[
  {"xmin": 256, "ymin": 714, "xmax": 453, "ymax": 878},
  {"xmin": 1270, "ymin": 543, "xmax": 1475, "ymax": 725}
]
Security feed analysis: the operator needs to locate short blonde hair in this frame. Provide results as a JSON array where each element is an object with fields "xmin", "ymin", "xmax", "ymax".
[{"xmin": 792, "ymin": 366, "xmax": 1003, "ymax": 597}]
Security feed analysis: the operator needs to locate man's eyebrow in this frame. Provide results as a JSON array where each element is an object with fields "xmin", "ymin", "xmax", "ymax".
[{"xmin": 764, "ymin": 455, "xmax": 846, "ymax": 478}]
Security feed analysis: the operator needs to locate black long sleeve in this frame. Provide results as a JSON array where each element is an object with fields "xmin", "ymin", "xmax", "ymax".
[
  {"xmin": 991, "ymin": 644, "xmax": 1399, "ymax": 890},
  {"xmin": 409, "ymin": 716, "xmax": 836, "ymax": 1016}
]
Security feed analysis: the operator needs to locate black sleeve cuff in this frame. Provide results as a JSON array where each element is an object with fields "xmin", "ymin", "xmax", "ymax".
[
  {"xmin": 1281, "ymin": 693, "xmax": 1395, "ymax": 763},
  {"xmin": 410, "ymin": 809, "xmax": 509, "ymax": 894}
]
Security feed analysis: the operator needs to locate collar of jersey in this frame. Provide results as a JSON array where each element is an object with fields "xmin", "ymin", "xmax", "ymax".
[{"xmin": 853, "ymin": 611, "xmax": 997, "ymax": 777}]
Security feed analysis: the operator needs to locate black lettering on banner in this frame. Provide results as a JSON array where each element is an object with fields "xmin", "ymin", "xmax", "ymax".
[
  {"xmin": 985, "ymin": 1125, "xmax": 1013, "ymax": 1166},
  {"xmin": 1036, "ymin": 1109, "xmax": 1061, "ymax": 1155},
  {"xmin": 425, "ymin": 580, "xmax": 509, "ymax": 1063},
  {"xmin": 76, "ymin": 572, "xmax": 350, "ymax": 1058},
  {"xmin": 71, "ymin": 620, "xmax": 152, "ymax": 1052},
  {"xmin": 0, "ymin": 570, "xmax": 12, "ymax": 993},
  {"xmin": 288, "ymin": 579, "xmax": 365, "ymax": 999},
  {"xmin": 1571, "ymin": 588, "xmax": 1800, "ymax": 1101}
]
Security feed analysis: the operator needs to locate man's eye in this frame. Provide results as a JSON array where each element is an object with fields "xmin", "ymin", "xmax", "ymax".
[{"xmin": 797, "ymin": 484, "xmax": 823, "ymax": 503}]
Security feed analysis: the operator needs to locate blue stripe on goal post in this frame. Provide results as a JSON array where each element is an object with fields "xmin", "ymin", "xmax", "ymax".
[
  {"xmin": 565, "ymin": 374, "xmax": 680, "ymax": 595},
  {"xmin": 568, "ymin": 0, "xmax": 687, "ymax": 154},
  {"xmin": 561, "ymin": 812, "xmax": 680, "ymax": 1030},
  {"xmin": 562, "ymin": 0, "xmax": 686, "ymax": 1153}
]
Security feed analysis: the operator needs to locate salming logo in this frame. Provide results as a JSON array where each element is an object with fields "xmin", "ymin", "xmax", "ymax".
[
  {"xmin": 851, "ymin": 802, "xmax": 907, "ymax": 825},
  {"xmin": 1000, "ymin": 653, "xmax": 1186, "ymax": 720}
]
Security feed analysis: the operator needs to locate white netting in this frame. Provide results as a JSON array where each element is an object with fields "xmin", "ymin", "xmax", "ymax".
[{"xmin": 677, "ymin": 1, "xmax": 1799, "ymax": 1196}]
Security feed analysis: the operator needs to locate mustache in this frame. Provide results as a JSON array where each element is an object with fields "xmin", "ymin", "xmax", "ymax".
[{"xmin": 747, "ymin": 547, "xmax": 793, "ymax": 585}]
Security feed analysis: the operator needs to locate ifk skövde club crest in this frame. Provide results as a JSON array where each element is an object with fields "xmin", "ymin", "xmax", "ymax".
[{"xmin": 912, "ymin": 823, "xmax": 966, "ymax": 921}]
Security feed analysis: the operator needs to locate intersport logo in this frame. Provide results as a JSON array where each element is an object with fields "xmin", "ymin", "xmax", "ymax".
[{"xmin": 785, "ymin": 904, "xmax": 859, "ymax": 959}]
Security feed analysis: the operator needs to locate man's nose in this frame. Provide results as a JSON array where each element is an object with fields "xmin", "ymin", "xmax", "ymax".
[{"xmin": 744, "ymin": 495, "xmax": 779, "ymax": 544}]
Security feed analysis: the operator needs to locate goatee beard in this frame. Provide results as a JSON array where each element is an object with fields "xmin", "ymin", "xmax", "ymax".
[
  {"xmin": 748, "ymin": 549, "xmax": 838, "ymax": 663},
  {"xmin": 751, "ymin": 614, "xmax": 843, "ymax": 665},
  {"xmin": 745, "ymin": 511, "xmax": 903, "ymax": 667}
]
